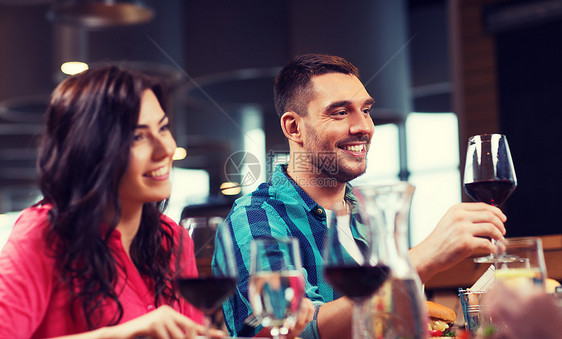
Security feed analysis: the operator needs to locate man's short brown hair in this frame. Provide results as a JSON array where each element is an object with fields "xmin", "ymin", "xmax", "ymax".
[{"xmin": 273, "ymin": 54, "xmax": 360, "ymax": 118}]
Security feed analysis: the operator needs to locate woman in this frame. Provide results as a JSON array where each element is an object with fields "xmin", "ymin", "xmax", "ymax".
[{"xmin": 0, "ymin": 66, "xmax": 222, "ymax": 338}]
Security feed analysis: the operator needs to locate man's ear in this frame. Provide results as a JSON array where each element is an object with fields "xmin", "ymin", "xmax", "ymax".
[{"xmin": 280, "ymin": 111, "xmax": 303, "ymax": 145}]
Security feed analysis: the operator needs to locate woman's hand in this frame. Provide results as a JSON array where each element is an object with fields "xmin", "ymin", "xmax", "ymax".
[
  {"xmin": 286, "ymin": 298, "xmax": 315, "ymax": 339},
  {"xmin": 115, "ymin": 305, "xmax": 224, "ymax": 338},
  {"xmin": 52, "ymin": 305, "xmax": 224, "ymax": 339},
  {"xmin": 254, "ymin": 298, "xmax": 316, "ymax": 339}
]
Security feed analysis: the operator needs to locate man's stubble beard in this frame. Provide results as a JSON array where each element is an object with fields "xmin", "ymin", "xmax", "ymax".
[{"xmin": 304, "ymin": 123, "xmax": 368, "ymax": 184}]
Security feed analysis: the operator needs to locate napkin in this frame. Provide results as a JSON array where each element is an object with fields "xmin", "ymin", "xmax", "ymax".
[{"xmin": 470, "ymin": 264, "xmax": 495, "ymax": 292}]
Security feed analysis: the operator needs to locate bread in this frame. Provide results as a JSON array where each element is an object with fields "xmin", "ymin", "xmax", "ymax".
[
  {"xmin": 545, "ymin": 278, "xmax": 561, "ymax": 293},
  {"xmin": 427, "ymin": 301, "xmax": 457, "ymax": 337},
  {"xmin": 427, "ymin": 301, "xmax": 456, "ymax": 323}
]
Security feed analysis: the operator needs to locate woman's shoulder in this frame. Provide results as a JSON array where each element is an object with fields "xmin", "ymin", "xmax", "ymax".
[
  {"xmin": 159, "ymin": 213, "xmax": 180, "ymax": 229},
  {"xmin": 10, "ymin": 204, "xmax": 52, "ymax": 240},
  {"xmin": 159, "ymin": 213, "xmax": 189, "ymax": 244},
  {"xmin": 1, "ymin": 204, "xmax": 53, "ymax": 263}
]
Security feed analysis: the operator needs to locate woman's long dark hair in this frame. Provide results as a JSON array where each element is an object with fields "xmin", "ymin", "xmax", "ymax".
[{"xmin": 37, "ymin": 66, "xmax": 178, "ymax": 329}]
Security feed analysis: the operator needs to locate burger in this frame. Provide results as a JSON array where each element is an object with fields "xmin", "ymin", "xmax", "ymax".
[
  {"xmin": 427, "ymin": 301, "xmax": 456, "ymax": 337},
  {"xmin": 545, "ymin": 278, "xmax": 561, "ymax": 293}
]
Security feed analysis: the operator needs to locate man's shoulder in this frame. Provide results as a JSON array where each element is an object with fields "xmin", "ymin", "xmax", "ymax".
[
  {"xmin": 226, "ymin": 180, "xmax": 311, "ymax": 232},
  {"xmin": 230, "ymin": 180, "xmax": 299, "ymax": 213}
]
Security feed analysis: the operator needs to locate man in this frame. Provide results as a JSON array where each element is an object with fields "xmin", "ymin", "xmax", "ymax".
[{"xmin": 212, "ymin": 54, "xmax": 506, "ymax": 338}]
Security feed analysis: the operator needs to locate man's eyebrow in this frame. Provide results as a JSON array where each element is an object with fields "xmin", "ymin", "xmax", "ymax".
[
  {"xmin": 324, "ymin": 100, "xmax": 352, "ymax": 112},
  {"xmin": 134, "ymin": 114, "xmax": 168, "ymax": 129},
  {"xmin": 324, "ymin": 97, "xmax": 375, "ymax": 112}
]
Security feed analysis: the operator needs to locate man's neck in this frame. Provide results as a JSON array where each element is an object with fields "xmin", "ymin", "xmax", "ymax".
[{"xmin": 285, "ymin": 160, "xmax": 347, "ymax": 211}]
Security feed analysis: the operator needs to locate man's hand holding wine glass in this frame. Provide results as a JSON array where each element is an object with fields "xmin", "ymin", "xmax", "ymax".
[
  {"xmin": 410, "ymin": 202, "xmax": 507, "ymax": 282},
  {"xmin": 410, "ymin": 133, "xmax": 515, "ymax": 282}
]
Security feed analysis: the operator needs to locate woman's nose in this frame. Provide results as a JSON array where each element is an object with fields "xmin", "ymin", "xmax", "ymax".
[{"xmin": 153, "ymin": 134, "xmax": 176, "ymax": 160}]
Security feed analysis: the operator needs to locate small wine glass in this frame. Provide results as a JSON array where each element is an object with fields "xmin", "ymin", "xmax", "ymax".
[
  {"xmin": 175, "ymin": 220, "xmax": 237, "ymax": 338},
  {"xmin": 323, "ymin": 201, "xmax": 390, "ymax": 339},
  {"xmin": 248, "ymin": 237, "xmax": 305, "ymax": 339},
  {"xmin": 463, "ymin": 133, "xmax": 517, "ymax": 263}
]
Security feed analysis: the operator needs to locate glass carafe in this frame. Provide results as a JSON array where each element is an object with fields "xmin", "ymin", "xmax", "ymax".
[{"xmin": 354, "ymin": 182, "xmax": 428, "ymax": 339}]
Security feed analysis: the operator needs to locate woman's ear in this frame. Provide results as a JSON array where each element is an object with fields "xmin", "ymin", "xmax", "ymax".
[{"xmin": 280, "ymin": 111, "xmax": 303, "ymax": 145}]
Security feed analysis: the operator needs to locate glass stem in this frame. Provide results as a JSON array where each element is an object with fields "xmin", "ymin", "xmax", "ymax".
[
  {"xmin": 270, "ymin": 326, "xmax": 285, "ymax": 339},
  {"xmin": 352, "ymin": 299, "xmax": 370, "ymax": 339},
  {"xmin": 204, "ymin": 315, "xmax": 211, "ymax": 339}
]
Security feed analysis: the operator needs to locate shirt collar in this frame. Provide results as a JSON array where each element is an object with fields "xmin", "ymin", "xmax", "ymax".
[
  {"xmin": 270, "ymin": 164, "xmax": 357, "ymax": 217},
  {"xmin": 270, "ymin": 164, "xmax": 319, "ymax": 214}
]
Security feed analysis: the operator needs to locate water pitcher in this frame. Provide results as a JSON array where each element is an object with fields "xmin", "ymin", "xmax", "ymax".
[{"xmin": 354, "ymin": 182, "xmax": 429, "ymax": 339}]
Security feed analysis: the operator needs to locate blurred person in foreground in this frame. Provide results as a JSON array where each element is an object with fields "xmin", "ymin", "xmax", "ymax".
[
  {"xmin": 0, "ymin": 66, "xmax": 223, "ymax": 338},
  {"xmin": 477, "ymin": 281, "xmax": 562, "ymax": 339},
  {"xmin": 213, "ymin": 53, "xmax": 508, "ymax": 339}
]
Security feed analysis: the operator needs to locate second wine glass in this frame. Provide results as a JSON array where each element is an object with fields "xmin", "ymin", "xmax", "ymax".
[
  {"xmin": 323, "ymin": 201, "xmax": 391, "ymax": 339},
  {"xmin": 248, "ymin": 237, "xmax": 305, "ymax": 339},
  {"xmin": 175, "ymin": 220, "xmax": 238, "ymax": 338}
]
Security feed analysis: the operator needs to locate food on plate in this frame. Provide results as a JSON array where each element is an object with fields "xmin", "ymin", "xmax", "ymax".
[
  {"xmin": 545, "ymin": 278, "xmax": 560, "ymax": 293},
  {"xmin": 427, "ymin": 301, "xmax": 456, "ymax": 337}
]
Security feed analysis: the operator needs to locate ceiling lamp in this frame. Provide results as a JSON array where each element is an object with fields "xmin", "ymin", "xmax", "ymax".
[
  {"xmin": 47, "ymin": 0, "xmax": 154, "ymax": 29},
  {"xmin": 173, "ymin": 147, "xmax": 187, "ymax": 161},
  {"xmin": 220, "ymin": 182, "xmax": 241, "ymax": 196},
  {"xmin": 60, "ymin": 61, "xmax": 89, "ymax": 75}
]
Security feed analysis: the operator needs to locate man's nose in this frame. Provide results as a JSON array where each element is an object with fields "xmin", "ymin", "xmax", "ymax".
[{"xmin": 349, "ymin": 111, "xmax": 373, "ymax": 135}]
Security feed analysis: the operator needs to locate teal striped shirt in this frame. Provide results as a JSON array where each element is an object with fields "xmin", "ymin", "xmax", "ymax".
[{"xmin": 212, "ymin": 164, "xmax": 360, "ymax": 338}]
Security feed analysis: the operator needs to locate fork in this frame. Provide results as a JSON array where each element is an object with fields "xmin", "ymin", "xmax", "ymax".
[{"xmin": 244, "ymin": 313, "xmax": 261, "ymax": 327}]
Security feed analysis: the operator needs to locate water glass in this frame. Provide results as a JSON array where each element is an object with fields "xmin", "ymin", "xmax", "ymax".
[
  {"xmin": 495, "ymin": 237, "xmax": 547, "ymax": 292},
  {"xmin": 248, "ymin": 237, "xmax": 305, "ymax": 339},
  {"xmin": 459, "ymin": 289, "xmax": 492, "ymax": 337}
]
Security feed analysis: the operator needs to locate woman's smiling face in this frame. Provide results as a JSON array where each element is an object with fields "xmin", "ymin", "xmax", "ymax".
[{"xmin": 118, "ymin": 89, "xmax": 177, "ymax": 208}]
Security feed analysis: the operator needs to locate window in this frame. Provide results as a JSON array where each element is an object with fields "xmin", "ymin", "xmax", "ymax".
[
  {"xmin": 354, "ymin": 113, "xmax": 461, "ymax": 247},
  {"xmin": 166, "ymin": 168, "xmax": 210, "ymax": 222},
  {"xmin": 352, "ymin": 123, "xmax": 400, "ymax": 184},
  {"xmin": 407, "ymin": 113, "xmax": 460, "ymax": 245}
]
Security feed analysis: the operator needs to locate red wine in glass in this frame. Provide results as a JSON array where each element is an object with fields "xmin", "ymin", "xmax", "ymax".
[
  {"xmin": 324, "ymin": 264, "xmax": 390, "ymax": 301},
  {"xmin": 176, "ymin": 276, "xmax": 237, "ymax": 314},
  {"xmin": 464, "ymin": 179, "xmax": 516, "ymax": 207}
]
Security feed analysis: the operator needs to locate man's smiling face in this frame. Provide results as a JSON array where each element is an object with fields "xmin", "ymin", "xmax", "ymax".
[{"xmin": 301, "ymin": 72, "xmax": 375, "ymax": 183}]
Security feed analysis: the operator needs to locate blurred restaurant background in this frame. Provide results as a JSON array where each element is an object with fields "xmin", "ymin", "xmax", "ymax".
[{"xmin": 1, "ymin": 0, "xmax": 562, "ymax": 316}]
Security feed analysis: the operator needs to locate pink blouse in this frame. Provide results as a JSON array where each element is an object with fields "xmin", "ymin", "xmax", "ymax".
[{"xmin": 0, "ymin": 204, "xmax": 204, "ymax": 338}]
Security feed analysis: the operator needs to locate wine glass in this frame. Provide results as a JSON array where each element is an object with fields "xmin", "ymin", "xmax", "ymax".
[
  {"xmin": 248, "ymin": 237, "xmax": 305, "ymax": 339},
  {"xmin": 323, "ymin": 201, "xmax": 391, "ymax": 339},
  {"xmin": 463, "ymin": 133, "xmax": 517, "ymax": 263},
  {"xmin": 175, "ymin": 220, "xmax": 237, "ymax": 338}
]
